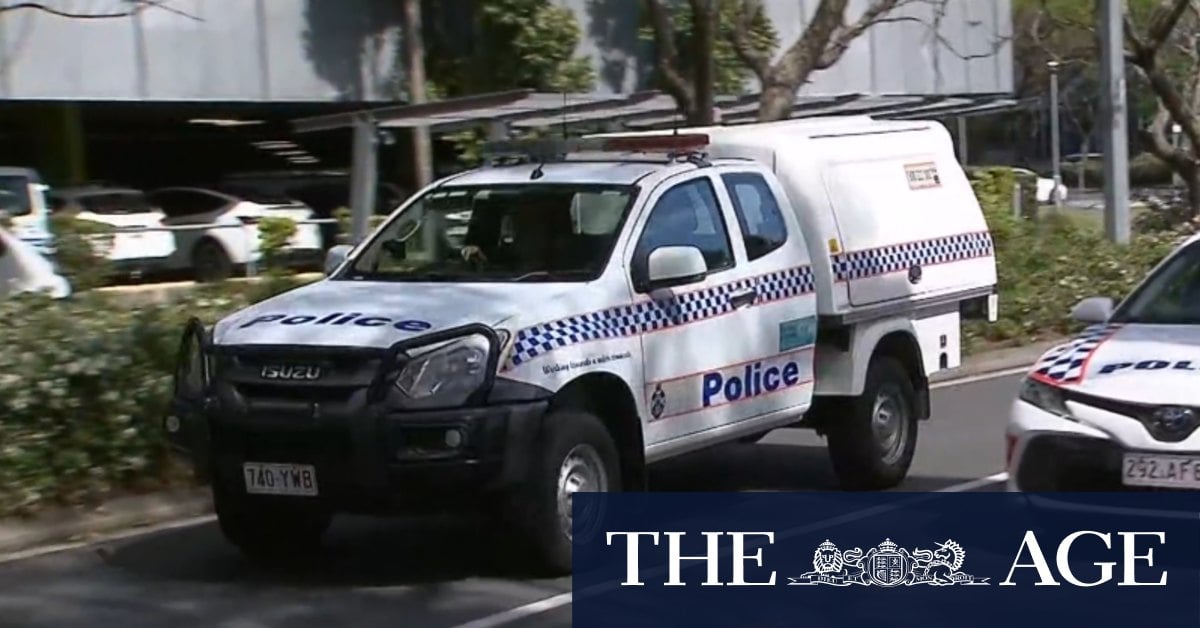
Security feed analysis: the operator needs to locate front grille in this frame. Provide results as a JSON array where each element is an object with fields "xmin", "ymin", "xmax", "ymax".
[
  {"xmin": 233, "ymin": 383, "xmax": 360, "ymax": 405},
  {"xmin": 213, "ymin": 345, "xmax": 390, "ymax": 411},
  {"xmin": 212, "ymin": 423, "xmax": 355, "ymax": 463}
]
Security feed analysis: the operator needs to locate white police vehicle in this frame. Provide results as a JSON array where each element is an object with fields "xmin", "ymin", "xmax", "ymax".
[
  {"xmin": 1008, "ymin": 231, "xmax": 1200, "ymax": 493},
  {"xmin": 167, "ymin": 117, "xmax": 998, "ymax": 573}
]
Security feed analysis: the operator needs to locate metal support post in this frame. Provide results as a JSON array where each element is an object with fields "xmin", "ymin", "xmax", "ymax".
[
  {"xmin": 349, "ymin": 115, "xmax": 379, "ymax": 245},
  {"xmin": 957, "ymin": 116, "xmax": 968, "ymax": 166},
  {"xmin": 1048, "ymin": 60, "xmax": 1063, "ymax": 207},
  {"xmin": 1098, "ymin": 0, "xmax": 1130, "ymax": 244}
]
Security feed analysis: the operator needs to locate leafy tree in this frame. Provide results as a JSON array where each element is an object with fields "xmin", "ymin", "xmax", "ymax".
[
  {"xmin": 1020, "ymin": 0, "xmax": 1200, "ymax": 216},
  {"xmin": 426, "ymin": 0, "xmax": 595, "ymax": 97},
  {"xmin": 422, "ymin": 0, "xmax": 596, "ymax": 165},
  {"xmin": 1012, "ymin": 0, "xmax": 1161, "ymax": 183},
  {"xmin": 638, "ymin": 0, "xmax": 779, "ymax": 124}
]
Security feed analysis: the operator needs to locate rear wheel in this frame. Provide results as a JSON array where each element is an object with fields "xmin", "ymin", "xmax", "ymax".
[
  {"xmin": 506, "ymin": 410, "xmax": 620, "ymax": 575},
  {"xmin": 826, "ymin": 356, "xmax": 919, "ymax": 491},
  {"xmin": 213, "ymin": 482, "xmax": 331, "ymax": 561},
  {"xmin": 192, "ymin": 239, "xmax": 232, "ymax": 282}
]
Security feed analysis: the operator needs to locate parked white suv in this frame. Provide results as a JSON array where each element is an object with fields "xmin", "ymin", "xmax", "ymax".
[{"xmin": 146, "ymin": 187, "xmax": 324, "ymax": 281}]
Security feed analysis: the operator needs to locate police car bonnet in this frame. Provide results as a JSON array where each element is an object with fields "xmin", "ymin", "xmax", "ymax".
[
  {"xmin": 1030, "ymin": 324, "xmax": 1200, "ymax": 404},
  {"xmin": 212, "ymin": 281, "xmax": 551, "ymax": 349}
]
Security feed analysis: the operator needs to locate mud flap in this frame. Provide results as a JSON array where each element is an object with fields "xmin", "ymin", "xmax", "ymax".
[{"xmin": 166, "ymin": 317, "xmax": 214, "ymax": 482}]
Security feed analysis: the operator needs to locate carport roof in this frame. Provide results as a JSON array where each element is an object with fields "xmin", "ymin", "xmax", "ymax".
[{"xmin": 289, "ymin": 89, "xmax": 1024, "ymax": 134}]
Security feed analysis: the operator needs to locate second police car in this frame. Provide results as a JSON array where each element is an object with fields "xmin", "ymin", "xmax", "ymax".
[
  {"xmin": 166, "ymin": 117, "xmax": 999, "ymax": 573},
  {"xmin": 1008, "ymin": 230, "xmax": 1200, "ymax": 493}
]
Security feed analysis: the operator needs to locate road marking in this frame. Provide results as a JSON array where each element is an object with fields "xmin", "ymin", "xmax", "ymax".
[
  {"xmin": 930, "ymin": 366, "xmax": 1030, "ymax": 389},
  {"xmin": 447, "ymin": 470, "xmax": 1010, "ymax": 628},
  {"xmin": 936, "ymin": 472, "xmax": 1008, "ymax": 492},
  {"xmin": 450, "ymin": 592, "xmax": 574, "ymax": 628}
]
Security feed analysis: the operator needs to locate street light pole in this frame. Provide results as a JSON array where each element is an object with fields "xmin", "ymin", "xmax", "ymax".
[
  {"xmin": 1098, "ymin": 0, "xmax": 1131, "ymax": 244},
  {"xmin": 1049, "ymin": 60, "xmax": 1063, "ymax": 208}
]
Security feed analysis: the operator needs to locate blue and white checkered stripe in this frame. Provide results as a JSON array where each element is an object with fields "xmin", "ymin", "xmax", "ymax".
[
  {"xmin": 1031, "ymin": 323, "xmax": 1124, "ymax": 383},
  {"xmin": 831, "ymin": 231, "xmax": 994, "ymax": 282},
  {"xmin": 504, "ymin": 265, "xmax": 816, "ymax": 369}
]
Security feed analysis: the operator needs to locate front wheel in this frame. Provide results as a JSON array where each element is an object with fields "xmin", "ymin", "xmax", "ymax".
[
  {"xmin": 213, "ymin": 482, "xmax": 332, "ymax": 561},
  {"xmin": 826, "ymin": 356, "xmax": 919, "ymax": 491},
  {"xmin": 506, "ymin": 410, "xmax": 620, "ymax": 575}
]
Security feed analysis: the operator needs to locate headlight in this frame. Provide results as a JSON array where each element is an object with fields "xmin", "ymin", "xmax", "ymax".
[
  {"xmin": 394, "ymin": 330, "xmax": 507, "ymax": 406},
  {"xmin": 1017, "ymin": 377, "xmax": 1070, "ymax": 417}
]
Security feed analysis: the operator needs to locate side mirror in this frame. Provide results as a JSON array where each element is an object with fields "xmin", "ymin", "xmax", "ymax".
[
  {"xmin": 324, "ymin": 244, "xmax": 353, "ymax": 275},
  {"xmin": 1071, "ymin": 296, "xmax": 1114, "ymax": 323},
  {"xmin": 643, "ymin": 245, "xmax": 708, "ymax": 291}
]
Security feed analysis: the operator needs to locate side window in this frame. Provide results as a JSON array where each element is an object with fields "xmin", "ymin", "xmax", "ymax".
[
  {"xmin": 721, "ymin": 172, "xmax": 788, "ymax": 261},
  {"xmin": 633, "ymin": 176, "xmax": 735, "ymax": 278}
]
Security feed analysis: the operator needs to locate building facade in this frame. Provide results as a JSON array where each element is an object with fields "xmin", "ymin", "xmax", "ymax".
[{"xmin": 0, "ymin": 0, "xmax": 1012, "ymax": 102}]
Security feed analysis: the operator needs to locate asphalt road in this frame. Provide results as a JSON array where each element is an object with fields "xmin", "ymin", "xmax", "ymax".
[{"xmin": 0, "ymin": 372, "xmax": 1024, "ymax": 628}]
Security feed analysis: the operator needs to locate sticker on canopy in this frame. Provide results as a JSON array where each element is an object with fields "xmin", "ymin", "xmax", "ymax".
[{"xmin": 1030, "ymin": 323, "xmax": 1124, "ymax": 384}]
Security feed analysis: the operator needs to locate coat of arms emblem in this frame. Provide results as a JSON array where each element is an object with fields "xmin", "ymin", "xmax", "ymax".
[{"xmin": 789, "ymin": 538, "xmax": 990, "ymax": 586}]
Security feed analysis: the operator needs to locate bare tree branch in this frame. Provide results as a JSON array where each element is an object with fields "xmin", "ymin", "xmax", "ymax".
[
  {"xmin": 641, "ymin": 0, "xmax": 697, "ymax": 115},
  {"xmin": 728, "ymin": 0, "xmax": 770, "ymax": 81},
  {"xmin": 1146, "ymin": 0, "xmax": 1192, "ymax": 51},
  {"xmin": 816, "ymin": 0, "xmax": 915, "ymax": 69},
  {"xmin": 0, "ymin": 1, "xmax": 201, "ymax": 21},
  {"xmin": 1140, "ymin": 103, "xmax": 1193, "ymax": 169}
]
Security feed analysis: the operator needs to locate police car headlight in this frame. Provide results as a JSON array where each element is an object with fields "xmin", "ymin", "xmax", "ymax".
[
  {"xmin": 1017, "ymin": 377, "xmax": 1070, "ymax": 418},
  {"xmin": 395, "ymin": 333, "xmax": 492, "ymax": 404}
]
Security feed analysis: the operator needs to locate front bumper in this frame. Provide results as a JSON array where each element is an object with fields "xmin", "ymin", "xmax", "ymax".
[
  {"xmin": 165, "ymin": 322, "xmax": 546, "ymax": 515},
  {"xmin": 168, "ymin": 397, "xmax": 548, "ymax": 514},
  {"xmin": 1007, "ymin": 398, "xmax": 1200, "ymax": 492}
]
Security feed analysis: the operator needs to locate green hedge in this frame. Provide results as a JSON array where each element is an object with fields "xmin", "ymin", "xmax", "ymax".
[
  {"xmin": 963, "ymin": 166, "xmax": 1185, "ymax": 351},
  {"xmin": 0, "ymin": 276, "xmax": 309, "ymax": 516},
  {"xmin": 1054, "ymin": 152, "xmax": 1175, "ymax": 189},
  {"xmin": 0, "ymin": 170, "xmax": 1191, "ymax": 516}
]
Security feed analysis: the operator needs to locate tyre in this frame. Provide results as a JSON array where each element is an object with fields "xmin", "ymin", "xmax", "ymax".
[
  {"xmin": 192, "ymin": 239, "xmax": 233, "ymax": 282},
  {"xmin": 826, "ymin": 356, "xmax": 919, "ymax": 491},
  {"xmin": 213, "ymin": 482, "xmax": 332, "ymax": 561},
  {"xmin": 507, "ymin": 410, "xmax": 620, "ymax": 575}
]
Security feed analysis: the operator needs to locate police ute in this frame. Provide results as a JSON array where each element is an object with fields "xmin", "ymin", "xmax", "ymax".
[
  {"xmin": 166, "ymin": 117, "xmax": 999, "ymax": 573},
  {"xmin": 1008, "ymin": 231, "xmax": 1200, "ymax": 493}
]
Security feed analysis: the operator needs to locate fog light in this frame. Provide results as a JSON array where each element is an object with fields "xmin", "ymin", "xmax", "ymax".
[
  {"xmin": 165, "ymin": 415, "xmax": 181, "ymax": 433},
  {"xmin": 444, "ymin": 429, "xmax": 463, "ymax": 448}
]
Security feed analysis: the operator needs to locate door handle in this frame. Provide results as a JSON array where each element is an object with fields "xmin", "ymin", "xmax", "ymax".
[{"xmin": 729, "ymin": 288, "xmax": 757, "ymax": 308}]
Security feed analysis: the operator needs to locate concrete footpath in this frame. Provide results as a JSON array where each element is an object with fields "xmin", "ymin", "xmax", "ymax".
[{"xmin": 0, "ymin": 337, "xmax": 1063, "ymax": 558}]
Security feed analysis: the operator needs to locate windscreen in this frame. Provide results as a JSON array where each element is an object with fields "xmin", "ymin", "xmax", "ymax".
[
  {"xmin": 1112, "ymin": 241, "xmax": 1200, "ymax": 325},
  {"xmin": 340, "ymin": 183, "xmax": 634, "ymax": 283},
  {"xmin": 0, "ymin": 176, "xmax": 31, "ymax": 216}
]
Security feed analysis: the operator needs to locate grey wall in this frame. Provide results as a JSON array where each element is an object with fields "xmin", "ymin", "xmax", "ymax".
[
  {"xmin": 0, "ymin": 0, "xmax": 1012, "ymax": 102},
  {"xmin": 0, "ymin": 0, "xmax": 406, "ymax": 101},
  {"xmin": 568, "ymin": 0, "xmax": 1014, "ymax": 96}
]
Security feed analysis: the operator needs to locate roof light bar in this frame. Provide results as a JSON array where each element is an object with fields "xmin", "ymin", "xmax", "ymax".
[{"xmin": 481, "ymin": 133, "xmax": 711, "ymax": 164}]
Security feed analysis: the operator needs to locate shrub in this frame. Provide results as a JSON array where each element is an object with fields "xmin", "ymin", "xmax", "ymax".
[
  {"xmin": 0, "ymin": 277, "xmax": 307, "ymax": 516},
  {"xmin": 1063, "ymin": 152, "xmax": 1174, "ymax": 189},
  {"xmin": 256, "ymin": 216, "xmax": 297, "ymax": 273},
  {"xmin": 47, "ymin": 214, "xmax": 115, "ymax": 291},
  {"xmin": 962, "ymin": 167, "xmax": 1183, "ymax": 351}
]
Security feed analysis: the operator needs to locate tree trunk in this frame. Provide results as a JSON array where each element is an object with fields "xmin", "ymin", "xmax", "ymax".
[
  {"xmin": 1185, "ymin": 166, "xmax": 1200, "ymax": 218},
  {"xmin": 1078, "ymin": 135, "xmax": 1090, "ymax": 189},
  {"xmin": 689, "ymin": 0, "xmax": 717, "ymax": 126},
  {"xmin": 757, "ymin": 82, "xmax": 796, "ymax": 122},
  {"xmin": 402, "ymin": 0, "xmax": 433, "ymax": 189}
]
